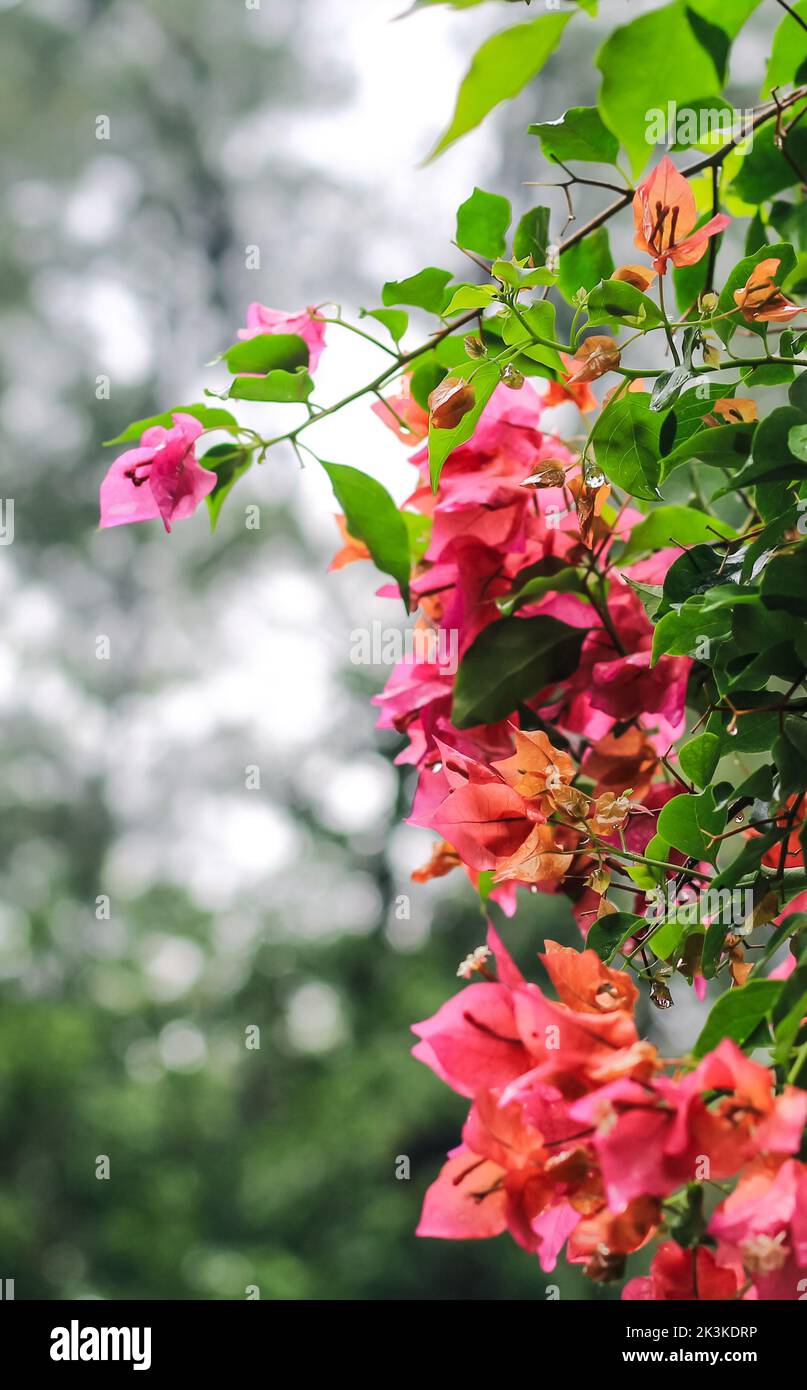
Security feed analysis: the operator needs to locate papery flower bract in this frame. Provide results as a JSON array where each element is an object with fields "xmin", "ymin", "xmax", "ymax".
[
  {"xmin": 493, "ymin": 728, "xmax": 575, "ymax": 804},
  {"xmin": 709, "ymin": 1156, "xmax": 807, "ymax": 1300},
  {"xmin": 328, "ymin": 514, "xmax": 371, "ymax": 571},
  {"xmin": 238, "ymin": 302, "xmax": 326, "ymax": 370},
  {"xmin": 428, "ymin": 377, "xmax": 476, "ymax": 431},
  {"xmin": 622, "ymin": 1241, "xmax": 744, "ymax": 1301},
  {"xmin": 632, "ymin": 156, "xmax": 729, "ymax": 274},
  {"xmin": 612, "ymin": 264, "xmax": 657, "ymax": 291},
  {"xmin": 565, "ymin": 336, "xmax": 621, "ymax": 384},
  {"xmin": 545, "ymin": 354, "xmax": 598, "ymax": 413},
  {"xmin": 733, "ymin": 258, "xmax": 803, "ymax": 323},
  {"xmin": 99, "ymin": 413, "xmax": 216, "ymax": 533}
]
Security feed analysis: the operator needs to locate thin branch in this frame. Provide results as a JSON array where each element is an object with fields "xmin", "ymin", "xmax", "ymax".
[
  {"xmin": 559, "ymin": 85, "xmax": 807, "ymax": 258},
  {"xmin": 776, "ymin": 0, "xmax": 807, "ymax": 35}
]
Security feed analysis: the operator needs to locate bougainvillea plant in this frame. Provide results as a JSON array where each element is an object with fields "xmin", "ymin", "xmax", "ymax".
[{"xmin": 100, "ymin": 1, "xmax": 807, "ymax": 1299}]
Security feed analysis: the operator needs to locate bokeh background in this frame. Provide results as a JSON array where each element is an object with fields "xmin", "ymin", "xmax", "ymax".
[{"xmin": 0, "ymin": 0, "xmax": 777, "ymax": 1299}]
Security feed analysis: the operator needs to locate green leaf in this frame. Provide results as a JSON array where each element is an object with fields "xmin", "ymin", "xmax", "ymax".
[
  {"xmin": 658, "ymin": 384, "xmax": 732, "ymax": 455},
  {"xmin": 229, "ymin": 368, "xmax": 314, "ymax": 403},
  {"xmin": 678, "ymin": 732, "xmax": 721, "ymax": 789},
  {"xmin": 761, "ymin": 541, "xmax": 807, "ymax": 617},
  {"xmin": 775, "ymin": 714, "xmax": 807, "ymax": 798},
  {"xmin": 499, "ymin": 302, "xmax": 563, "ymax": 371},
  {"xmin": 659, "ymin": 422, "xmax": 755, "ymax": 479},
  {"xmin": 687, "ymin": 0, "xmax": 762, "ymax": 42},
  {"xmin": 657, "ymin": 790, "xmax": 724, "ymax": 863},
  {"xmin": 360, "ymin": 308, "xmax": 408, "ymax": 344},
  {"xmin": 528, "ymin": 105, "xmax": 619, "ymax": 164},
  {"xmin": 203, "ymin": 444, "xmax": 253, "ymax": 532},
  {"xmin": 715, "ymin": 243, "xmax": 796, "ymax": 344},
  {"xmin": 732, "ymin": 125, "xmax": 807, "ymax": 204},
  {"xmin": 497, "ymin": 566, "xmax": 586, "ymax": 617},
  {"xmin": 789, "ymin": 424, "xmax": 807, "ymax": 462},
  {"xmin": 223, "ymin": 333, "xmax": 309, "ymax": 375},
  {"xmin": 558, "ymin": 229, "xmax": 614, "ymax": 302},
  {"xmin": 763, "ymin": 0, "xmax": 807, "ymax": 96},
  {"xmin": 661, "ymin": 543, "xmax": 743, "ymax": 606},
  {"xmin": 724, "ymin": 406, "xmax": 807, "ymax": 493},
  {"xmin": 456, "ymin": 187, "xmax": 511, "ymax": 259},
  {"xmin": 619, "ymin": 506, "xmax": 736, "ymax": 563},
  {"xmin": 591, "ymin": 391, "xmax": 662, "ymax": 500},
  {"xmin": 428, "ymin": 11, "xmax": 572, "ymax": 161},
  {"xmin": 585, "ymin": 278, "xmax": 663, "ymax": 329},
  {"xmin": 693, "ymin": 979, "xmax": 782, "ymax": 1057},
  {"xmin": 587, "ymin": 912, "xmax": 645, "ymax": 965},
  {"xmin": 596, "ymin": 3, "xmax": 721, "ymax": 177},
  {"xmin": 428, "ymin": 362, "xmax": 500, "ymax": 492},
  {"xmin": 513, "ymin": 205, "xmax": 551, "ymax": 267},
  {"xmin": 652, "ymin": 587, "xmax": 756, "ymax": 662},
  {"xmin": 321, "ymin": 462, "xmax": 412, "ymax": 609},
  {"xmin": 443, "ymin": 284, "xmax": 497, "ymax": 315},
  {"xmin": 452, "ymin": 614, "xmax": 586, "ymax": 727},
  {"xmin": 103, "ymin": 403, "xmax": 238, "ymax": 447},
  {"xmin": 663, "ymin": 1184, "xmax": 707, "ymax": 1251},
  {"xmin": 382, "ymin": 268, "xmax": 453, "ymax": 314}
]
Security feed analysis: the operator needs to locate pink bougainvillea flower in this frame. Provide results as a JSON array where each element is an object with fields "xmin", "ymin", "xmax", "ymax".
[
  {"xmin": 237, "ymin": 302, "xmax": 326, "ymax": 370},
  {"xmin": 709, "ymin": 1155, "xmax": 807, "ymax": 1300},
  {"xmin": 622, "ymin": 1241, "xmax": 744, "ymax": 1301},
  {"xmin": 99, "ymin": 413, "xmax": 216, "ymax": 533},
  {"xmin": 571, "ymin": 1039, "xmax": 805, "ymax": 1214},
  {"xmin": 632, "ymin": 156, "xmax": 729, "ymax": 274},
  {"xmin": 371, "ymin": 384, "xmax": 430, "ymax": 443},
  {"xmin": 733, "ymin": 258, "xmax": 804, "ymax": 324}
]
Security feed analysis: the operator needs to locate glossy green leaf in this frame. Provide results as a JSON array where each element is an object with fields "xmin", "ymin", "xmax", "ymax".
[
  {"xmin": 678, "ymin": 732, "xmax": 721, "ymax": 789},
  {"xmin": 693, "ymin": 979, "xmax": 782, "ymax": 1057},
  {"xmin": 321, "ymin": 462, "xmax": 412, "ymax": 608},
  {"xmin": 657, "ymin": 789, "xmax": 724, "ymax": 863},
  {"xmin": 528, "ymin": 106, "xmax": 619, "ymax": 164},
  {"xmin": 104, "ymin": 404, "xmax": 238, "ymax": 447},
  {"xmin": 513, "ymin": 205, "xmax": 550, "ymax": 267},
  {"xmin": 585, "ymin": 278, "xmax": 663, "ymax": 328},
  {"xmin": 591, "ymin": 391, "xmax": 662, "ymax": 500},
  {"xmin": 224, "ymin": 333, "xmax": 309, "ymax": 375},
  {"xmin": 456, "ymin": 187, "xmax": 511, "ymax": 259},
  {"xmin": 763, "ymin": 0, "xmax": 807, "ymax": 96},
  {"xmin": 558, "ymin": 229, "xmax": 614, "ymax": 302},
  {"xmin": 203, "ymin": 444, "xmax": 253, "ymax": 532},
  {"xmin": 452, "ymin": 614, "xmax": 586, "ymax": 727},
  {"xmin": 382, "ymin": 268, "xmax": 453, "ymax": 314},
  {"xmin": 229, "ymin": 368, "xmax": 314, "ymax": 403},
  {"xmin": 360, "ymin": 308, "xmax": 408, "ymax": 344},
  {"xmin": 596, "ymin": 3, "xmax": 721, "ymax": 177},
  {"xmin": 587, "ymin": 912, "xmax": 645, "ymax": 965},
  {"xmin": 619, "ymin": 506, "xmax": 736, "ymax": 563},
  {"xmin": 428, "ymin": 11, "xmax": 572, "ymax": 161}
]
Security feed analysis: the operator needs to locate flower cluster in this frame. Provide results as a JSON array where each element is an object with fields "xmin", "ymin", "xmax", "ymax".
[
  {"xmin": 365, "ymin": 375, "xmax": 689, "ymax": 923},
  {"xmin": 414, "ymin": 924, "xmax": 807, "ymax": 1299}
]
